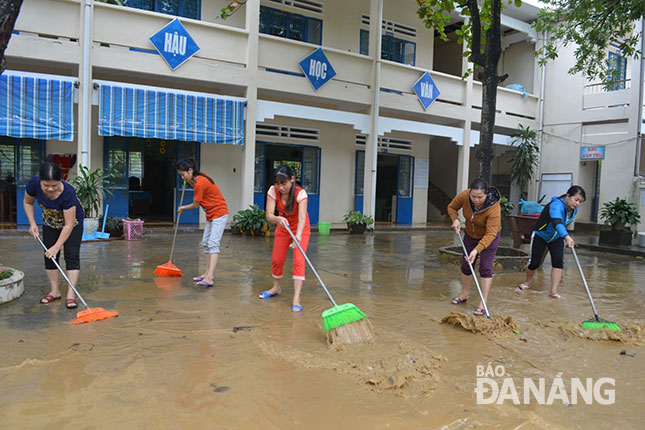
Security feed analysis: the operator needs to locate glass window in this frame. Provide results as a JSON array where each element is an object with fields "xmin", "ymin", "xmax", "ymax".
[
  {"xmin": 607, "ymin": 52, "xmax": 627, "ymax": 91},
  {"xmin": 121, "ymin": 0, "xmax": 199, "ymax": 20},
  {"xmin": 105, "ymin": 137, "xmax": 128, "ymax": 187},
  {"xmin": 302, "ymin": 146, "xmax": 319, "ymax": 195},
  {"xmin": 129, "ymin": 151, "xmax": 144, "ymax": 180},
  {"xmin": 360, "ymin": 30, "xmax": 416, "ymax": 66},
  {"xmin": 397, "ymin": 155, "xmax": 412, "ymax": 197},
  {"xmin": 289, "ymin": 14, "xmax": 306, "ymax": 42},
  {"xmin": 254, "ymin": 142, "xmax": 265, "ymax": 194},
  {"xmin": 307, "ymin": 19, "xmax": 322, "ymax": 45},
  {"xmin": 355, "ymin": 150, "xmax": 364, "ymax": 196},
  {"xmin": 260, "ymin": 6, "xmax": 322, "ymax": 45},
  {"xmin": 17, "ymin": 141, "xmax": 43, "ymax": 184},
  {"xmin": 359, "ymin": 29, "xmax": 369, "ymax": 56},
  {"xmin": 269, "ymin": 9, "xmax": 287, "ymax": 37},
  {"xmin": 0, "ymin": 144, "xmax": 15, "ymax": 182}
]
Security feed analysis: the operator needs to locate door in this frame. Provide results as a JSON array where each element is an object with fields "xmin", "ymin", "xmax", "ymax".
[
  {"xmin": 16, "ymin": 139, "xmax": 46, "ymax": 225},
  {"xmin": 354, "ymin": 150, "xmax": 364, "ymax": 213},
  {"xmin": 254, "ymin": 142, "xmax": 320, "ymax": 224},
  {"xmin": 396, "ymin": 154, "xmax": 414, "ymax": 224},
  {"xmin": 175, "ymin": 142, "xmax": 200, "ymax": 224}
]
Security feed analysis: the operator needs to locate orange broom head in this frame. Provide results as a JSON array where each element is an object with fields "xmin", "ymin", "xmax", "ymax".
[
  {"xmin": 154, "ymin": 260, "xmax": 183, "ymax": 277},
  {"xmin": 68, "ymin": 307, "xmax": 119, "ymax": 325}
]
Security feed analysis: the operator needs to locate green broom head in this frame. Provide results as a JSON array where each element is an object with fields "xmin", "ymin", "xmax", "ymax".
[
  {"xmin": 322, "ymin": 303, "xmax": 367, "ymax": 332},
  {"xmin": 582, "ymin": 319, "xmax": 621, "ymax": 332}
]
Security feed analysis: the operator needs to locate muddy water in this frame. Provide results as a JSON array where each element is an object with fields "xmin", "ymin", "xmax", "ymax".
[{"xmin": 1, "ymin": 231, "xmax": 644, "ymax": 429}]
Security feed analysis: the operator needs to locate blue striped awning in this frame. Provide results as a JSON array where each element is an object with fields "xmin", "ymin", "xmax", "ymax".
[
  {"xmin": 0, "ymin": 71, "xmax": 75, "ymax": 141},
  {"xmin": 97, "ymin": 81, "xmax": 245, "ymax": 145}
]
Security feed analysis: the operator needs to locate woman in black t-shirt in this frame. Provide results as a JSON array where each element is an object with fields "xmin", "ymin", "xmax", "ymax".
[{"xmin": 24, "ymin": 163, "xmax": 84, "ymax": 309}]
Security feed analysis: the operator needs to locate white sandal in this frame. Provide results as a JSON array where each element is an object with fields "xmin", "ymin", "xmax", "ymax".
[{"xmin": 517, "ymin": 283, "xmax": 530, "ymax": 291}]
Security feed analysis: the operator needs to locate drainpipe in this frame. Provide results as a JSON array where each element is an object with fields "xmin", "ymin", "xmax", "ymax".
[
  {"xmin": 634, "ymin": 18, "xmax": 644, "ymax": 177},
  {"xmin": 535, "ymin": 30, "xmax": 547, "ymax": 201},
  {"xmin": 364, "ymin": 0, "xmax": 382, "ymax": 220},
  {"xmin": 79, "ymin": 0, "xmax": 92, "ymax": 170}
]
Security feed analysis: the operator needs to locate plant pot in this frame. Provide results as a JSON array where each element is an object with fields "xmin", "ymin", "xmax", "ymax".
[
  {"xmin": 84, "ymin": 217, "xmax": 99, "ymax": 237},
  {"xmin": 599, "ymin": 230, "xmax": 632, "ymax": 246},
  {"xmin": 347, "ymin": 223, "xmax": 367, "ymax": 234},
  {"xmin": 243, "ymin": 228, "xmax": 264, "ymax": 236},
  {"xmin": 0, "ymin": 268, "xmax": 24, "ymax": 304},
  {"xmin": 231, "ymin": 226, "xmax": 242, "ymax": 235}
]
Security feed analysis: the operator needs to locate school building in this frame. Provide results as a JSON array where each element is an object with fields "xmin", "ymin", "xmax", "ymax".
[{"xmin": 0, "ymin": 0, "xmax": 642, "ymax": 231}]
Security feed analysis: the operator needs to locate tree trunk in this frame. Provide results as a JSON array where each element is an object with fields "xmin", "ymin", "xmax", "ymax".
[
  {"xmin": 0, "ymin": 0, "xmax": 23, "ymax": 74},
  {"xmin": 474, "ymin": 0, "xmax": 507, "ymax": 186}
]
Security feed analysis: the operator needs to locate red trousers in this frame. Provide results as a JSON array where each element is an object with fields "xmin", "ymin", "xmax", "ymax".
[{"xmin": 272, "ymin": 228, "xmax": 310, "ymax": 280}]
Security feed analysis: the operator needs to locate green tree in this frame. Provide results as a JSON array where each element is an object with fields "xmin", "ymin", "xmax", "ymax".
[
  {"xmin": 534, "ymin": 0, "xmax": 644, "ymax": 84},
  {"xmin": 417, "ymin": 0, "xmax": 521, "ymax": 185},
  {"xmin": 509, "ymin": 124, "xmax": 539, "ymax": 191},
  {"xmin": 0, "ymin": 0, "xmax": 23, "ymax": 74}
]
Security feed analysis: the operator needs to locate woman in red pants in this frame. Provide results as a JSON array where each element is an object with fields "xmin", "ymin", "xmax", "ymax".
[{"xmin": 258, "ymin": 164, "xmax": 310, "ymax": 313}]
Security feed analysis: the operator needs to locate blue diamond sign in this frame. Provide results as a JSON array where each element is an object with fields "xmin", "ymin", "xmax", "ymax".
[
  {"xmin": 412, "ymin": 72, "xmax": 440, "ymax": 110},
  {"xmin": 299, "ymin": 48, "xmax": 336, "ymax": 91},
  {"xmin": 150, "ymin": 19, "xmax": 199, "ymax": 71}
]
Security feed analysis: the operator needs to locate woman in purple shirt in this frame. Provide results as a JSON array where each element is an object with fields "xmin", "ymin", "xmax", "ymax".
[{"xmin": 24, "ymin": 163, "xmax": 84, "ymax": 309}]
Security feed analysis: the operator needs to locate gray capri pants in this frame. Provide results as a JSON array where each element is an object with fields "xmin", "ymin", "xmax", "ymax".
[{"xmin": 202, "ymin": 214, "xmax": 228, "ymax": 254}]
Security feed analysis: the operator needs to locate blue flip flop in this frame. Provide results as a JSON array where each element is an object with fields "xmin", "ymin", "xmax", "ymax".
[
  {"xmin": 473, "ymin": 307, "xmax": 487, "ymax": 316},
  {"xmin": 193, "ymin": 276, "xmax": 205, "ymax": 282},
  {"xmin": 196, "ymin": 280, "xmax": 214, "ymax": 288},
  {"xmin": 258, "ymin": 291, "xmax": 278, "ymax": 299},
  {"xmin": 291, "ymin": 304, "xmax": 303, "ymax": 313}
]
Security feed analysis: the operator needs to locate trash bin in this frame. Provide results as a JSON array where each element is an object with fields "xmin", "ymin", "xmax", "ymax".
[{"xmin": 318, "ymin": 222, "xmax": 331, "ymax": 236}]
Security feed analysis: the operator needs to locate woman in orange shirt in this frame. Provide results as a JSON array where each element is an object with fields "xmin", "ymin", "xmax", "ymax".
[
  {"xmin": 176, "ymin": 158, "xmax": 229, "ymax": 288},
  {"xmin": 258, "ymin": 164, "xmax": 310, "ymax": 312}
]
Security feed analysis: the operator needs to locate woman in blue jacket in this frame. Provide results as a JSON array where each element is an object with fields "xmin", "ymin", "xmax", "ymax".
[{"xmin": 517, "ymin": 185, "xmax": 586, "ymax": 299}]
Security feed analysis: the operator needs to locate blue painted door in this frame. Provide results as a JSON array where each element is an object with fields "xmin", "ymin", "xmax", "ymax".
[
  {"xmin": 396, "ymin": 154, "xmax": 414, "ymax": 224},
  {"xmin": 253, "ymin": 141, "xmax": 265, "ymax": 210},
  {"xmin": 175, "ymin": 142, "xmax": 200, "ymax": 224},
  {"xmin": 104, "ymin": 137, "xmax": 129, "ymax": 219},
  {"xmin": 354, "ymin": 150, "xmax": 364, "ymax": 213},
  {"xmin": 16, "ymin": 139, "xmax": 46, "ymax": 225},
  {"xmin": 301, "ymin": 145, "xmax": 320, "ymax": 224}
]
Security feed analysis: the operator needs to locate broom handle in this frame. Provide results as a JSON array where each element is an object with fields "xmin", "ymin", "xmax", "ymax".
[
  {"xmin": 571, "ymin": 246, "xmax": 600, "ymax": 322},
  {"xmin": 36, "ymin": 235, "xmax": 89, "ymax": 309},
  {"xmin": 456, "ymin": 231, "xmax": 492, "ymax": 319},
  {"xmin": 284, "ymin": 225, "xmax": 338, "ymax": 307},
  {"xmin": 169, "ymin": 181, "xmax": 186, "ymax": 262}
]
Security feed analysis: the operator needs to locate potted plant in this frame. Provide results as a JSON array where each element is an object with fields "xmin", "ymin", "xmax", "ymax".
[
  {"xmin": 98, "ymin": 216, "xmax": 124, "ymax": 238},
  {"xmin": 500, "ymin": 196, "xmax": 514, "ymax": 218},
  {"xmin": 343, "ymin": 210, "xmax": 374, "ymax": 234},
  {"xmin": 69, "ymin": 165, "xmax": 113, "ymax": 237},
  {"xmin": 0, "ymin": 267, "xmax": 24, "ymax": 304},
  {"xmin": 599, "ymin": 197, "xmax": 641, "ymax": 246},
  {"xmin": 509, "ymin": 125, "xmax": 539, "ymax": 211},
  {"xmin": 230, "ymin": 204, "xmax": 267, "ymax": 236}
]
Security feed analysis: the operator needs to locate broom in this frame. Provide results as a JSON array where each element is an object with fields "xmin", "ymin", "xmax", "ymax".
[
  {"xmin": 571, "ymin": 247, "xmax": 621, "ymax": 331},
  {"xmin": 456, "ymin": 231, "xmax": 492, "ymax": 319},
  {"xmin": 36, "ymin": 236, "xmax": 118, "ymax": 324},
  {"xmin": 154, "ymin": 181, "xmax": 186, "ymax": 277},
  {"xmin": 283, "ymin": 227, "xmax": 371, "ymax": 334}
]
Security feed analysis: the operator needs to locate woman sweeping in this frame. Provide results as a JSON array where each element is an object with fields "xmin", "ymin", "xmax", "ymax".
[
  {"xmin": 447, "ymin": 178, "xmax": 502, "ymax": 316},
  {"xmin": 258, "ymin": 165, "xmax": 310, "ymax": 313},
  {"xmin": 24, "ymin": 162, "xmax": 84, "ymax": 309},
  {"xmin": 176, "ymin": 158, "xmax": 229, "ymax": 288},
  {"xmin": 517, "ymin": 185, "xmax": 586, "ymax": 299}
]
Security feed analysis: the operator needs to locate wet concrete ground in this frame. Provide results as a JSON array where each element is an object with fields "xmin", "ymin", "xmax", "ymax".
[{"xmin": 1, "ymin": 231, "xmax": 644, "ymax": 429}]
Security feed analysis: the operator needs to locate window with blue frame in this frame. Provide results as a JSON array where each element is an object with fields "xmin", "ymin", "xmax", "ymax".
[
  {"xmin": 360, "ymin": 29, "xmax": 416, "ymax": 66},
  {"xmin": 607, "ymin": 52, "xmax": 627, "ymax": 91},
  {"xmin": 119, "ymin": 0, "xmax": 200, "ymax": 20},
  {"xmin": 259, "ymin": 6, "xmax": 322, "ymax": 45}
]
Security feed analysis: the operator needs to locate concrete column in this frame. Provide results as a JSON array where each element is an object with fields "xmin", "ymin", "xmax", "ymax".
[
  {"xmin": 78, "ymin": 0, "xmax": 93, "ymax": 170},
  {"xmin": 457, "ymin": 34, "xmax": 474, "ymax": 194},
  {"xmin": 362, "ymin": 0, "xmax": 383, "ymax": 218},
  {"xmin": 240, "ymin": 0, "xmax": 260, "ymax": 211}
]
